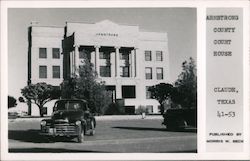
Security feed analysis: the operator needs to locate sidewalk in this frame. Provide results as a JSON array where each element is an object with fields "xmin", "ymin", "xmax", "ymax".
[{"xmin": 9, "ymin": 115, "xmax": 163, "ymax": 122}]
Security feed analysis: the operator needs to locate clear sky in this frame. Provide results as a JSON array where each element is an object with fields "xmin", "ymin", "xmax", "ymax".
[{"xmin": 8, "ymin": 8, "xmax": 196, "ymax": 98}]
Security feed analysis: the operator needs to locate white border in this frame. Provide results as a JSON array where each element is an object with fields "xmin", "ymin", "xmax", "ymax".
[{"xmin": 1, "ymin": 0, "xmax": 249, "ymax": 160}]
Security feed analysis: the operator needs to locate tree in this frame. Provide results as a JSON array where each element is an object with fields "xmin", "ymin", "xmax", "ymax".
[
  {"xmin": 8, "ymin": 95, "xmax": 17, "ymax": 108},
  {"xmin": 148, "ymin": 83, "xmax": 174, "ymax": 114},
  {"xmin": 174, "ymin": 57, "xmax": 197, "ymax": 108},
  {"xmin": 21, "ymin": 83, "xmax": 61, "ymax": 117},
  {"xmin": 61, "ymin": 53, "xmax": 112, "ymax": 115}
]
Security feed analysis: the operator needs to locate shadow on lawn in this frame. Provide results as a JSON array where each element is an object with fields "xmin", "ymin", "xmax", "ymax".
[
  {"xmin": 8, "ymin": 130, "xmax": 76, "ymax": 143},
  {"xmin": 9, "ymin": 148, "xmax": 105, "ymax": 153},
  {"xmin": 112, "ymin": 126, "xmax": 197, "ymax": 133}
]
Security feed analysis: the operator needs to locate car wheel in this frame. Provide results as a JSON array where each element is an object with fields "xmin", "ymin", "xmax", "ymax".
[
  {"xmin": 77, "ymin": 126, "xmax": 84, "ymax": 143},
  {"xmin": 89, "ymin": 120, "xmax": 95, "ymax": 136}
]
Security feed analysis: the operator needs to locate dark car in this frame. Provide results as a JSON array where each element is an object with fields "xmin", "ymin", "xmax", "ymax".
[
  {"xmin": 162, "ymin": 108, "xmax": 197, "ymax": 130},
  {"xmin": 40, "ymin": 99, "xmax": 96, "ymax": 143}
]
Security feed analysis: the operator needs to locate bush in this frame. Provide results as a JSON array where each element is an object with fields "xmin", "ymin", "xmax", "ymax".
[
  {"xmin": 8, "ymin": 95, "xmax": 17, "ymax": 108},
  {"xmin": 104, "ymin": 102, "xmax": 125, "ymax": 115},
  {"xmin": 135, "ymin": 105, "xmax": 148, "ymax": 115}
]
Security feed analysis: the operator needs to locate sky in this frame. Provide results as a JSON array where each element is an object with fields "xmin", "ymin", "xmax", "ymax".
[{"xmin": 8, "ymin": 8, "xmax": 196, "ymax": 98}]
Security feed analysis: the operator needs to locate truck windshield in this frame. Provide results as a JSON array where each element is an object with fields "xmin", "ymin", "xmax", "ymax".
[{"xmin": 53, "ymin": 100, "xmax": 85, "ymax": 111}]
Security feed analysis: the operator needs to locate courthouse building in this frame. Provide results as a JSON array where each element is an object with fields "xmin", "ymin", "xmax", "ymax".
[{"xmin": 28, "ymin": 20, "xmax": 169, "ymax": 115}]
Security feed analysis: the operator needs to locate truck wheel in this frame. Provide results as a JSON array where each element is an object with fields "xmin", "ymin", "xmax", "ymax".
[
  {"xmin": 44, "ymin": 136, "xmax": 54, "ymax": 143},
  {"xmin": 77, "ymin": 126, "xmax": 84, "ymax": 143},
  {"xmin": 178, "ymin": 119, "xmax": 188, "ymax": 130},
  {"xmin": 89, "ymin": 120, "xmax": 95, "ymax": 136}
]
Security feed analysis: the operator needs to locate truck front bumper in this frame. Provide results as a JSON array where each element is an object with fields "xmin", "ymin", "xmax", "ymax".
[{"xmin": 40, "ymin": 125, "xmax": 79, "ymax": 136}]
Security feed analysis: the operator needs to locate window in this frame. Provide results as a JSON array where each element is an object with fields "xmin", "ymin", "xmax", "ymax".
[
  {"xmin": 99, "ymin": 52, "xmax": 110, "ymax": 59},
  {"xmin": 39, "ymin": 66, "xmax": 47, "ymax": 78},
  {"xmin": 145, "ymin": 67, "xmax": 152, "ymax": 79},
  {"xmin": 156, "ymin": 51, "xmax": 163, "ymax": 61},
  {"xmin": 120, "ymin": 66, "xmax": 130, "ymax": 77},
  {"xmin": 122, "ymin": 86, "xmax": 136, "ymax": 98},
  {"xmin": 52, "ymin": 66, "xmax": 60, "ymax": 78},
  {"xmin": 158, "ymin": 105, "xmax": 161, "ymax": 113},
  {"xmin": 156, "ymin": 67, "xmax": 163, "ymax": 80},
  {"xmin": 100, "ymin": 66, "xmax": 111, "ymax": 77},
  {"xmin": 146, "ymin": 105, "xmax": 153, "ymax": 114},
  {"xmin": 146, "ymin": 86, "xmax": 151, "ymax": 99},
  {"xmin": 145, "ymin": 51, "xmax": 152, "ymax": 61},
  {"xmin": 39, "ymin": 48, "xmax": 47, "ymax": 58},
  {"xmin": 52, "ymin": 48, "xmax": 60, "ymax": 59},
  {"xmin": 125, "ymin": 106, "xmax": 135, "ymax": 114}
]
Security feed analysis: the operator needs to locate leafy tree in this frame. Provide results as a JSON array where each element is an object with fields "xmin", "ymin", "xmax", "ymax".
[
  {"xmin": 21, "ymin": 83, "xmax": 61, "ymax": 117},
  {"xmin": 61, "ymin": 77, "xmax": 77, "ymax": 99},
  {"xmin": 8, "ymin": 95, "xmax": 17, "ymax": 108},
  {"xmin": 174, "ymin": 57, "xmax": 197, "ymax": 108},
  {"xmin": 61, "ymin": 54, "xmax": 112, "ymax": 115},
  {"xmin": 148, "ymin": 83, "xmax": 174, "ymax": 114},
  {"xmin": 148, "ymin": 57, "xmax": 197, "ymax": 114}
]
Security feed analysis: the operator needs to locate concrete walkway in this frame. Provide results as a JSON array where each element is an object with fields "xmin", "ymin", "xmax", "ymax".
[{"xmin": 9, "ymin": 115, "xmax": 163, "ymax": 122}]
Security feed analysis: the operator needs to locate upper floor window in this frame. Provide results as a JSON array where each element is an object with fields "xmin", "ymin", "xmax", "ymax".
[
  {"xmin": 156, "ymin": 51, "xmax": 163, "ymax": 61},
  {"xmin": 145, "ymin": 51, "xmax": 152, "ymax": 61},
  {"xmin": 52, "ymin": 66, "xmax": 60, "ymax": 78},
  {"xmin": 146, "ymin": 86, "xmax": 151, "ymax": 99},
  {"xmin": 52, "ymin": 48, "xmax": 60, "ymax": 59},
  {"xmin": 145, "ymin": 67, "xmax": 152, "ymax": 79},
  {"xmin": 39, "ymin": 65, "xmax": 47, "ymax": 78},
  {"xmin": 39, "ymin": 48, "xmax": 47, "ymax": 58},
  {"xmin": 156, "ymin": 67, "xmax": 163, "ymax": 80}
]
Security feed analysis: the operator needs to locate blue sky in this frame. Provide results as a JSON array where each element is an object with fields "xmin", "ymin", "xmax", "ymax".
[{"xmin": 8, "ymin": 8, "xmax": 196, "ymax": 98}]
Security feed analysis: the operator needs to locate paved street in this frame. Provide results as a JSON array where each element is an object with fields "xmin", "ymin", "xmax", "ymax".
[{"xmin": 8, "ymin": 116, "xmax": 197, "ymax": 153}]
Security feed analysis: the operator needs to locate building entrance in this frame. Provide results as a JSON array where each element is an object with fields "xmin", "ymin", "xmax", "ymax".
[{"xmin": 125, "ymin": 106, "xmax": 135, "ymax": 115}]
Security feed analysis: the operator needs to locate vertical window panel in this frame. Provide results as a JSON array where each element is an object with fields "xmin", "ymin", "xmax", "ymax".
[
  {"xmin": 156, "ymin": 67, "xmax": 163, "ymax": 80},
  {"xmin": 52, "ymin": 48, "xmax": 60, "ymax": 59},
  {"xmin": 146, "ymin": 86, "xmax": 151, "ymax": 99},
  {"xmin": 145, "ymin": 51, "xmax": 152, "ymax": 61},
  {"xmin": 39, "ymin": 48, "xmax": 47, "ymax": 58},
  {"xmin": 52, "ymin": 66, "xmax": 60, "ymax": 78},
  {"xmin": 145, "ymin": 67, "xmax": 152, "ymax": 79},
  {"xmin": 39, "ymin": 66, "xmax": 47, "ymax": 78},
  {"xmin": 156, "ymin": 51, "xmax": 163, "ymax": 61}
]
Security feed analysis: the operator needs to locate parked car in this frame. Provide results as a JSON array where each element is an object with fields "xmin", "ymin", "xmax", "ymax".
[
  {"xmin": 162, "ymin": 108, "xmax": 197, "ymax": 130},
  {"xmin": 8, "ymin": 111, "xmax": 19, "ymax": 119},
  {"xmin": 8, "ymin": 107, "xmax": 28, "ymax": 119},
  {"xmin": 40, "ymin": 99, "xmax": 96, "ymax": 143}
]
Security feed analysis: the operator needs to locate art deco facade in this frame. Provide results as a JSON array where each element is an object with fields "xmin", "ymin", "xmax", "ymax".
[{"xmin": 28, "ymin": 20, "xmax": 169, "ymax": 115}]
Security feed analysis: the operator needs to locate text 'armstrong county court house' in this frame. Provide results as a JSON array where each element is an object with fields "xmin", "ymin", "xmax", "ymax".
[{"xmin": 28, "ymin": 20, "xmax": 169, "ymax": 115}]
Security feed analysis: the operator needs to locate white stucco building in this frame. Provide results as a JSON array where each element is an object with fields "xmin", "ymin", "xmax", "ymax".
[{"xmin": 28, "ymin": 20, "xmax": 169, "ymax": 115}]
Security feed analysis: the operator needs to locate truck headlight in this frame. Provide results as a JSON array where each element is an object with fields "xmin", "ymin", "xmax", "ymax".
[
  {"xmin": 75, "ymin": 121, "xmax": 81, "ymax": 126},
  {"xmin": 40, "ymin": 120, "xmax": 46, "ymax": 126}
]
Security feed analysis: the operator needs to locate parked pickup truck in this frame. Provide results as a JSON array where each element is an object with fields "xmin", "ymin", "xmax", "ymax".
[
  {"xmin": 40, "ymin": 99, "xmax": 96, "ymax": 143},
  {"xmin": 162, "ymin": 108, "xmax": 197, "ymax": 130}
]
